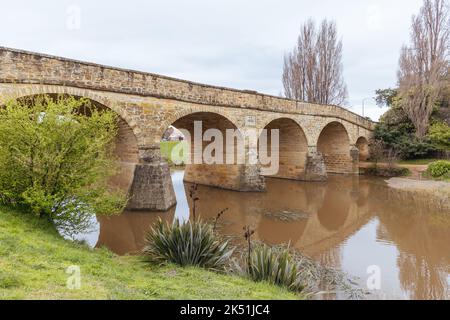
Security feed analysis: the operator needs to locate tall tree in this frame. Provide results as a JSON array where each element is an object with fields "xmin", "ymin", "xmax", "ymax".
[
  {"xmin": 282, "ymin": 19, "xmax": 348, "ymax": 106},
  {"xmin": 398, "ymin": 0, "xmax": 450, "ymax": 138}
]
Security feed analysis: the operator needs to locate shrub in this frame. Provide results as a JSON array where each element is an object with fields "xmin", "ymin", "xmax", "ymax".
[
  {"xmin": 364, "ymin": 166, "xmax": 410, "ymax": 177},
  {"xmin": 234, "ymin": 244, "xmax": 304, "ymax": 293},
  {"xmin": 427, "ymin": 161, "xmax": 450, "ymax": 178},
  {"xmin": 144, "ymin": 219, "xmax": 234, "ymax": 271},
  {"xmin": 373, "ymin": 105, "xmax": 438, "ymax": 159},
  {"xmin": 0, "ymin": 95, "xmax": 126, "ymax": 230},
  {"xmin": 428, "ymin": 122, "xmax": 450, "ymax": 150}
]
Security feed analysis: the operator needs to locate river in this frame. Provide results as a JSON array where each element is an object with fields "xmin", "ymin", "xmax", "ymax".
[{"xmin": 74, "ymin": 169, "xmax": 450, "ymax": 300}]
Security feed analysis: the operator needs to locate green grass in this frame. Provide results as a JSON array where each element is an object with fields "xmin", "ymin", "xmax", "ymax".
[
  {"xmin": 0, "ymin": 206, "xmax": 301, "ymax": 300},
  {"xmin": 398, "ymin": 159, "xmax": 442, "ymax": 165},
  {"xmin": 160, "ymin": 141, "xmax": 187, "ymax": 166}
]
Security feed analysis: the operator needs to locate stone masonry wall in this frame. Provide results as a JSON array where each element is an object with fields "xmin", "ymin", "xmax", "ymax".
[
  {"xmin": 0, "ymin": 47, "xmax": 376, "ymax": 208},
  {"xmin": 262, "ymin": 118, "xmax": 309, "ymax": 180},
  {"xmin": 0, "ymin": 47, "xmax": 374, "ymax": 132}
]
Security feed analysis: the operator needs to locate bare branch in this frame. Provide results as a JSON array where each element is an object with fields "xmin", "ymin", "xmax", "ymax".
[
  {"xmin": 398, "ymin": 0, "xmax": 450, "ymax": 138},
  {"xmin": 282, "ymin": 19, "xmax": 348, "ymax": 106}
]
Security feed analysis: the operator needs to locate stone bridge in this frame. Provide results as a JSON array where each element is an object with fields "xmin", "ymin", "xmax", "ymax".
[{"xmin": 0, "ymin": 47, "xmax": 375, "ymax": 211}]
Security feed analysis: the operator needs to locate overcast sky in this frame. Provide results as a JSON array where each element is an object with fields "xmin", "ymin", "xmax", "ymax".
[{"xmin": 0, "ymin": 0, "xmax": 424, "ymax": 120}]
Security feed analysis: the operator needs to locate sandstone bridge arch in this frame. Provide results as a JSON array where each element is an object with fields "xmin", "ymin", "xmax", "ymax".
[
  {"xmin": 259, "ymin": 117, "xmax": 310, "ymax": 180},
  {"xmin": 317, "ymin": 121, "xmax": 353, "ymax": 174},
  {"xmin": 164, "ymin": 111, "xmax": 263, "ymax": 192},
  {"xmin": 0, "ymin": 47, "xmax": 375, "ymax": 211}
]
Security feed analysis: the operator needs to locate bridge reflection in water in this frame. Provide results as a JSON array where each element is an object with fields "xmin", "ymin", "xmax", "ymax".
[{"xmin": 92, "ymin": 170, "xmax": 449, "ymax": 300}]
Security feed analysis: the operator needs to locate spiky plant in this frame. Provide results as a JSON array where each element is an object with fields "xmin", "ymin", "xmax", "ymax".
[
  {"xmin": 143, "ymin": 219, "xmax": 234, "ymax": 271},
  {"xmin": 234, "ymin": 244, "xmax": 304, "ymax": 292}
]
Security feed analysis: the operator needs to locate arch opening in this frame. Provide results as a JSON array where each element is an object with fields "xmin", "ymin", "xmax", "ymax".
[
  {"xmin": 317, "ymin": 122, "xmax": 352, "ymax": 174},
  {"xmin": 259, "ymin": 118, "xmax": 309, "ymax": 180},
  {"xmin": 356, "ymin": 137, "xmax": 369, "ymax": 162},
  {"xmin": 162, "ymin": 112, "xmax": 247, "ymax": 191}
]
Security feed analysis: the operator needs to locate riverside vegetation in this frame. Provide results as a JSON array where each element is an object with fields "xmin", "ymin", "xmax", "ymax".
[
  {"xmin": 0, "ymin": 95, "xmax": 126, "ymax": 237},
  {"xmin": 141, "ymin": 187, "xmax": 364, "ymax": 298},
  {"xmin": 426, "ymin": 160, "xmax": 450, "ymax": 181},
  {"xmin": 0, "ymin": 95, "xmax": 303, "ymax": 300},
  {"xmin": 0, "ymin": 95, "xmax": 364, "ymax": 299},
  {"xmin": 0, "ymin": 205, "xmax": 299, "ymax": 300},
  {"xmin": 143, "ymin": 216, "xmax": 363, "ymax": 298}
]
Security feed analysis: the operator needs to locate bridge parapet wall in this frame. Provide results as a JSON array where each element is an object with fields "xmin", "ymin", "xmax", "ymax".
[
  {"xmin": 0, "ymin": 47, "xmax": 377, "ymax": 210},
  {"xmin": 0, "ymin": 47, "xmax": 374, "ymax": 131}
]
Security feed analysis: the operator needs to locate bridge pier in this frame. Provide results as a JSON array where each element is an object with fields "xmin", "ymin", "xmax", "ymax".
[
  {"xmin": 183, "ymin": 140, "xmax": 266, "ymax": 192},
  {"xmin": 350, "ymin": 146, "xmax": 360, "ymax": 175},
  {"xmin": 184, "ymin": 163, "xmax": 265, "ymax": 192},
  {"xmin": 239, "ymin": 162, "xmax": 266, "ymax": 192},
  {"xmin": 126, "ymin": 146, "xmax": 176, "ymax": 211},
  {"xmin": 304, "ymin": 147, "xmax": 327, "ymax": 181}
]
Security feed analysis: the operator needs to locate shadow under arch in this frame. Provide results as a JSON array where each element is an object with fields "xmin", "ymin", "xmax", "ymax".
[
  {"xmin": 258, "ymin": 117, "xmax": 309, "ymax": 180},
  {"xmin": 356, "ymin": 136, "xmax": 370, "ymax": 161},
  {"xmin": 164, "ymin": 111, "xmax": 248, "ymax": 191},
  {"xmin": 317, "ymin": 121, "xmax": 352, "ymax": 174}
]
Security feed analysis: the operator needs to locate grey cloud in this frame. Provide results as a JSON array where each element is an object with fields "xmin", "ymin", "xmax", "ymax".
[{"xmin": 0, "ymin": 0, "xmax": 424, "ymax": 120}]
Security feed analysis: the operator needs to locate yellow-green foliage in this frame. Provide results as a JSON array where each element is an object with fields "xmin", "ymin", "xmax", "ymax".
[
  {"xmin": 0, "ymin": 206, "xmax": 301, "ymax": 300},
  {"xmin": 235, "ymin": 244, "xmax": 304, "ymax": 293},
  {"xmin": 0, "ymin": 95, "xmax": 126, "ymax": 224},
  {"xmin": 427, "ymin": 161, "xmax": 450, "ymax": 178},
  {"xmin": 428, "ymin": 122, "xmax": 450, "ymax": 150},
  {"xmin": 160, "ymin": 141, "xmax": 188, "ymax": 166}
]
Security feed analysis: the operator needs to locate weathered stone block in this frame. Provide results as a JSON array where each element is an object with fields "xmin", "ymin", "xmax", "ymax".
[
  {"xmin": 127, "ymin": 162, "xmax": 176, "ymax": 211},
  {"xmin": 304, "ymin": 152, "xmax": 327, "ymax": 181}
]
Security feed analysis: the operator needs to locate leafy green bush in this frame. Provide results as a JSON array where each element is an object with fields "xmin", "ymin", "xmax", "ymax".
[
  {"xmin": 160, "ymin": 141, "xmax": 188, "ymax": 166},
  {"xmin": 144, "ymin": 219, "xmax": 234, "ymax": 271},
  {"xmin": 374, "ymin": 122, "xmax": 437, "ymax": 160},
  {"xmin": 234, "ymin": 244, "xmax": 304, "ymax": 293},
  {"xmin": 427, "ymin": 161, "xmax": 450, "ymax": 178},
  {"xmin": 0, "ymin": 95, "xmax": 126, "ymax": 227},
  {"xmin": 428, "ymin": 122, "xmax": 450, "ymax": 150},
  {"xmin": 373, "ymin": 101, "xmax": 439, "ymax": 159},
  {"xmin": 364, "ymin": 166, "xmax": 410, "ymax": 177}
]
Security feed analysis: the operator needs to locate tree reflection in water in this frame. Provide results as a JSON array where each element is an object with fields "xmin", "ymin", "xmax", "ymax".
[{"xmin": 370, "ymin": 184, "xmax": 450, "ymax": 300}]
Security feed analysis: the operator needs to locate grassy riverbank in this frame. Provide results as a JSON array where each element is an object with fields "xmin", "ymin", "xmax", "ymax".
[
  {"xmin": 160, "ymin": 141, "xmax": 187, "ymax": 166},
  {"xmin": 398, "ymin": 158, "xmax": 442, "ymax": 165},
  {"xmin": 0, "ymin": 206, "xmax": 301, "ymax": 300}
]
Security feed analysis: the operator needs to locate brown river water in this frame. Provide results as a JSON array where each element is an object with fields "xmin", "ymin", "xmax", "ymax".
[{"xmin": 75, "ymin": 169, "xmax": 450, "ymax": 300}]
